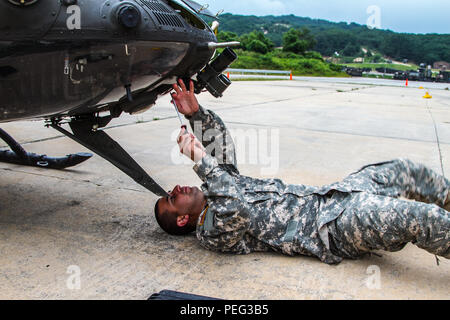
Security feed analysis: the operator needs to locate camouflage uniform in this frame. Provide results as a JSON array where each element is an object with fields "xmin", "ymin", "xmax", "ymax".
[
  {"xmin": 186, "ymin": 106, "xmax": 450, "ymax": 264},
  {"xmin": 326, "ymin": 160, "xmax": 449, "ymax": 260}
]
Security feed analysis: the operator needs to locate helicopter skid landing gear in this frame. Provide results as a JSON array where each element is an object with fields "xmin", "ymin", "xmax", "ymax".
[
  {"xmin": 0, "ymin": 128, "xmax": 92, "ymax": 169},
  {"xmin": 50, "ymin": 115, "xmax": 168, "ymax": 197}
]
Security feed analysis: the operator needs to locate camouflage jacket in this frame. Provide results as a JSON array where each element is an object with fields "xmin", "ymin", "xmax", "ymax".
[{"xmin": 187, "ymin": 106, "xmax": 365, "ymax": 264}]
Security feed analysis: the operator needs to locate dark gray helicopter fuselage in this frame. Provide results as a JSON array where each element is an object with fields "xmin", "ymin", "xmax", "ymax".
[
  {"xmin": 0, "ymin": 0, "xmax": 236, "ymax": 196},
  {"xmin": 0, "ymin": 0, "xmax": 217, "ymax": 122}
]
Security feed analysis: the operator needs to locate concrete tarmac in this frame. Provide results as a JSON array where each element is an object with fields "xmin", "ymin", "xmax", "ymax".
[{"xmin": 0, "ymin": 79, "xmax": 449, "ymax": 299}]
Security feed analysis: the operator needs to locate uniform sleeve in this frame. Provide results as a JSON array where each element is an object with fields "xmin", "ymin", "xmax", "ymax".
[
  {"xmin": 194, "ymin": 155, "xmax": 251, "ymax": 253},
  {"xmin": 186, "ymin": 105, "xmax": 239, "ymax": 174}
]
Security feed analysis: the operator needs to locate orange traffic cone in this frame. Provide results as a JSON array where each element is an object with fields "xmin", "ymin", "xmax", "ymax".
[
  {"xmin": 406, "ymin": 79, "xmax": 408, "ymax": 86},
  {"xmin": 290, "ymin": 72, "xmax": 293, "ymax": 80}
]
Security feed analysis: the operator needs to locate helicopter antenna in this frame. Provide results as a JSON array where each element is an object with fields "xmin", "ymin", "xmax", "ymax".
[
  {"xmin": 198, "ymin": 4, "xmax": 209, "ymax": 13},
  {"xmin": 215, "ymin": 9, "xmax": 224, "ymax": 18}
]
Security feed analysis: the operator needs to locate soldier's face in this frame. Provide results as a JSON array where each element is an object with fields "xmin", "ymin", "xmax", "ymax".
[{"xmin": 158, "ymin": 185, "xmax": 204, "ymax": 217}]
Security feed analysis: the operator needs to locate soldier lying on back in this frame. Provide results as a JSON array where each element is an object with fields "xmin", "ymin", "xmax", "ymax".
[{"xmin": 154, "ymin": 79, "xmax": 449, "ymax": 265}]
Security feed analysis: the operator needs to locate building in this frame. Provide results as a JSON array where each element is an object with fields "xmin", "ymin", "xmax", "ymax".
[
  {"xmin": 353, "ymin": 57, "xmax": 364, "ymax": 63},
  {"xmin": 433, "ymin": 61, "xmax": 450, "ymax": 70},
  {"xmin": 325, "ymin": 57, "xmax": 340, "ymax": 64}
]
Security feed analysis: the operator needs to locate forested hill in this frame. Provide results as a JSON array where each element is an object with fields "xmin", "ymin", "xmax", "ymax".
[{"xmin": 217, "ymin": 13, "xmax": 450, "ymax": 64}]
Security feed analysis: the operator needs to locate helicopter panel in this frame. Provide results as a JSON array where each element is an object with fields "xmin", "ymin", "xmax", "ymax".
[{"xmin": 0, "ymin": 40, "xmax": 190, "ymax": 122}]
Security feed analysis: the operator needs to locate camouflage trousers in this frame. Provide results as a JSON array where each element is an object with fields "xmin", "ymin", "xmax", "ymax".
[{"xmin": 327, "ymin": 159, "xmax": 450, "ymax": 259}]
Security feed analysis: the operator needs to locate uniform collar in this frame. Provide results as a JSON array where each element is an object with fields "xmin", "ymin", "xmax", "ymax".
[{"xmin": 198, "ymin": 204, "xmax": 209, "ymax": 226}]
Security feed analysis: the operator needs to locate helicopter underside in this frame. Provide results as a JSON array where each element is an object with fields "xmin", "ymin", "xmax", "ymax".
[{"xmin": 0, "ymin": 40, "xmax": 192, "ymax": 122}]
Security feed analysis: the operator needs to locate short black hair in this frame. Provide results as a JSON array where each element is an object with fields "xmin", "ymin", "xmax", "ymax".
[{"xmin": 154, "ymin": 199, "xmax": 195, "ymax": 236}]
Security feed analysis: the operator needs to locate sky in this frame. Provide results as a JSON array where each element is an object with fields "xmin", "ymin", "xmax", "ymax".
[{"xmin": 206, "ymin": 0, "xmax": 450, "ymax": 34}]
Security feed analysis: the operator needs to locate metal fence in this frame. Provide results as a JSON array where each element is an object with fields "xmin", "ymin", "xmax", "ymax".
[{"xmin": 226, "ymin": 68, "xmax": 291, "ymax": 76}]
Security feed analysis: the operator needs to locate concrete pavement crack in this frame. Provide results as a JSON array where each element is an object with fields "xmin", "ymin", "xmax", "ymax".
[
  {"xmin": 2, "ymin": 86, "xmax": 377, "ymax": 147},
  {"xmin": 224, "ymin": 120, "xmax": 450, "ymax": 145},
  {"xmin": 0, "ymin": 116, "xmax": 178, "ymax": 146},
  {"xmin": 0, "ymin": 167, "xmax": 147, "ymax": 193},
  {"xmin": 424, "ymin": 100, "xmax": 446, "ymax": 177}
]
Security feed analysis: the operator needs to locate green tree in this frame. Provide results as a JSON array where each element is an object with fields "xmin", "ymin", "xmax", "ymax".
[
  {"xmin": 423, "ymin": 53, "xmax": 440, "ymax": 65},
  {"xmin": 239, "ymin": 31, "xmax": 274, "ymax": 53},
  {"xmin": 216, "ymin": 13, "xmax": 450, "ymax": 65},
  {"xmin": 217, "ymin": 31, "xmax": 239, "ymax": 43},
  {"xmin": 342, "ymin": 43, "xmax": 361, "ymax": 57},
  {"xmin": 282, "ymin": 28, "xmax": 317, "ymax": 55},
  {"xmin": 303, "ymin": 51, "xmax": 323, "ymax": 60},
  {"xmin": 247, "ymin": 40, "xmax": 269, "ymax": 54},
  {"xmin": 371, "ymin": 53, "xmax": 383, "ymax": 63},
  {"xmin": 380, "ymin": 34, "xmax": 413, "ymax": 60},
  {"xmin": 314, "ymin": 29, "xmax": 357, "ymax": 56}
]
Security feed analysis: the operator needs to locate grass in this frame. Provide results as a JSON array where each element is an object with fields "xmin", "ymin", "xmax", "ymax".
[
  {"xmin": 343, "ymin": 63, "xmax": 418, "ymax": 72},
  {"xmin": 231, "ymin": 77, "xmax": 289, "ymax": 81},
  {"xmin": 230, "ymin": 49, "xmax": 348, "ymax": 77},
  {"xmin": 135, "ymin": 116, "xmax": 145, "ymax": 123},
  {"xmin": 364, "ymin": 73, "xmax": 394, "ymax": 79}
]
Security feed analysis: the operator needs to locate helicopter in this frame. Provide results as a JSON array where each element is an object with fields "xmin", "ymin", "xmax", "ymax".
[{"xmin": 0, "ymin": 0, "xmax": 239, "ymax": 197}]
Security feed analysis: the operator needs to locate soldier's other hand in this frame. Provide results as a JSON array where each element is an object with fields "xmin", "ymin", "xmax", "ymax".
[{"xmin": 177, "ymin": 128, "xmax": 205, "ymax": 162}]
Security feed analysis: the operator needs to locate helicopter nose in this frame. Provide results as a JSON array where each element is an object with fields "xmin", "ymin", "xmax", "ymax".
[{"xmin": 117, "ymin": 5, "xmax": 141, "ymax": 29}]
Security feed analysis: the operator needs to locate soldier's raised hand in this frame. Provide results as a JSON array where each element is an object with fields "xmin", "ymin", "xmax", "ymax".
[{"xmin": 171, "ymin": 79, "xmax": 199, "ymax": 117}]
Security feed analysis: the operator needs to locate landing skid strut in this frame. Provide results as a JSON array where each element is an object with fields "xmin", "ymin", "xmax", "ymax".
[
  {"xmin": 0, "ymin": 128, "xmax": 92, "ymax": 169},
  {"xmin": 50, "ymin": 115, "xmax": 168, "ymax": 197}
]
